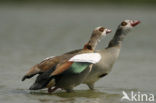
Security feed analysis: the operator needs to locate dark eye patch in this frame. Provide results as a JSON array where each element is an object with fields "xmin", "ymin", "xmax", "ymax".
[
  {"xmin": 121, "ymin": 21, "xmax": 127, "ymax": 26},
  {"xmin": 99, "ymin": 27, "xmax": 105, "ymax": 32},
  {"xmin": 86, "ymin": 45, "xmax": 92, "ymax": 50}
]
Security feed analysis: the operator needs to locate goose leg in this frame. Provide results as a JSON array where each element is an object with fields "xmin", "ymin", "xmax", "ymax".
[
  {"xmin": 48, "ymin": 87, "xmax": 58, "ymax": 93},
  {"xmin": 87, "ymin": 83, "xmax": 94, "ymax": 90},
  {"xmin": 65, "ymin": 88, "xmax": 74, "ymax": 93}
]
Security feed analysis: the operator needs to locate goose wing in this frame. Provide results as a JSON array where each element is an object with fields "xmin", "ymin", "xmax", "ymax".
[{"xmin": 50, "ymin": 53, "xmax": 101, "ymax": 76}]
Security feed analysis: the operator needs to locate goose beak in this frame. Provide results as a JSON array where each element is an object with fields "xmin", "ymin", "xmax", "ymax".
[
  {"xmin": 106, "ymin": 29, "xmax": 112, "ymax": 34},
  {"xmin": 131, "ymin": 20, "xmax": 141, "ymax": 27}
]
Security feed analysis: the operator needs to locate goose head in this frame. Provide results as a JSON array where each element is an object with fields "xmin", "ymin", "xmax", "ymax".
[
  {"xmin": 84, "ymin": 26, "xmax": 111, "ymax": 50},
  {"xmin": 107, "ymin": 20, "xmax": 140, "ymax": 47},
  {"xmin": 119, "ymin": 20, "xmax": 140, "ymax": 31},
  {"xmin": 93, "ymin": 26, "xmax": 112, "ymax": 39}
]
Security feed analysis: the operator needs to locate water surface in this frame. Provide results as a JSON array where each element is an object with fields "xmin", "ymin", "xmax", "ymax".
[{"xmin": 0, "ymin": 3, "xmax": 156, "ymax": 103}]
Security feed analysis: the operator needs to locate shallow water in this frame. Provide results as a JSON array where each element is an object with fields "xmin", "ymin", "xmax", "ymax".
[{"xmin": 0, "ymin": 3, "xmax": 156, "ymax": 103}]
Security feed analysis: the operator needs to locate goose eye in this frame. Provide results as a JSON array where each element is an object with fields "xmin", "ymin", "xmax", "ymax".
[
  {"xmin": 99, "ymin": 27, "xmax": 105, "ymax": 32},
  {"xmin": 121, "ymin": 21, "xmax": 127, "ymax": 26}
]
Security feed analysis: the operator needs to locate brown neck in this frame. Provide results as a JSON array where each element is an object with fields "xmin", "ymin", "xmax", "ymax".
[
  {"xmin": 83, "ymin": 43, "xmax": 93, "ymax": 50},
  {"xmin": 83, "ymin": 32, "xmax": 100, "ymax": 50}
]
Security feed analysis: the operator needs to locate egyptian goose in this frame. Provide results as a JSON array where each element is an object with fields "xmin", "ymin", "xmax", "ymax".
[
  {"xmin": 22, "ymin": 27, "xmax": 111, "ymax": 81},
  {"xmin": 22, "ymin": 26, "xmax": 111, "ymax": 92},
  {"xmin": 83, "ymin": 20, "xmax": 140, "ymax": 90}
]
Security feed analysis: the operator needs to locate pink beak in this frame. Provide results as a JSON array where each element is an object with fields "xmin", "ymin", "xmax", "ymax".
[
  {"xmin": 106, "ymin": 29, "xmax": 112, "ymax": 34},
  {"xmin": 131, "ymin": 20, "xmax": 141, "ymax": 27}
]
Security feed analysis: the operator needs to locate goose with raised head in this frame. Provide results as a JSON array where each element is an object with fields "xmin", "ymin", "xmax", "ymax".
[
  {"xmin": 83, "ymin": 20, "xmax": 140, "ymax": 90},
  {"xmin": 22, "ymin": 26, "xmax": 111, "ymax": 92},
  {"xmin": 22, "ymin": 27, "xmax": 111, "ymax": 81}
]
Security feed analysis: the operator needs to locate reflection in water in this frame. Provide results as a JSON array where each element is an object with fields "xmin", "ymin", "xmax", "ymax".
[
  {"xmin": 29, "ymin": 89, "xmax": 111, "ymax": 98},
  {"xmin": 10, "ymin": 87, "xmax": 153, "ymax": 103},
  {"xmin": 27, "ymin": 89, "xmax": 120, "ymax": 103},
  {"xmin": 8, "ymin": 88, "xmax": 121, "ymax": 103}
]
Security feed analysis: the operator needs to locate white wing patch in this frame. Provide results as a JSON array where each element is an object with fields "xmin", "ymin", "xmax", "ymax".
[
  {"xmin": 43, "ymin": 56, "xmax": 55, "ymax": 60},
  {"xmin": 69, "ymin": 53, "xmax": 101, "ymax": 64}
]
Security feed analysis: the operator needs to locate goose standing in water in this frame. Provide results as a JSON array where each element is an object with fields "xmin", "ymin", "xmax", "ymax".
[
  {"xmin": 22, "ymin": 27, "xmax": 111, "ymax": 81},
  {"xmin": 83, "ymin": 20, "xmax": 140, "ymax": 90},
  {"xmin": 22, "ymin": 26, "xmax": 111, "ymax": 92}
]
